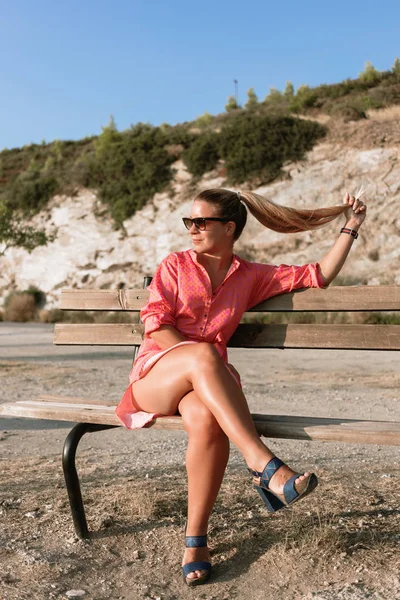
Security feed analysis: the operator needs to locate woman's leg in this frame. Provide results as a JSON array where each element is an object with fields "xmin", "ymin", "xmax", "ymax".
[
  {"xmin": 132, "ymin": 343, "xmax": 308, "ymax": 493},
  {"xmin": 178, "ymin": 391, "xmax": 230, "ymax": 582}
]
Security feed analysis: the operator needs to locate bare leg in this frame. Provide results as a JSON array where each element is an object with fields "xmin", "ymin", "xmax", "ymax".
[
  {"xmin": 132, "ymin": 343, "xmax": 308, "ymax": 493},
  {"xmin": 178, "ymin": 391, "xmax": 229, "ymax": 582}
]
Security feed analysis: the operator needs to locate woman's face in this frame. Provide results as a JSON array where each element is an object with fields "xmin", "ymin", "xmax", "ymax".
[{"xmin": 187, "ymin": 200, "xmax": 235, "ymax": 254}]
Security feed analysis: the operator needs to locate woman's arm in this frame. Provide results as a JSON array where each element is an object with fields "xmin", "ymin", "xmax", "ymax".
[
  {"xmin": 150, "ymin": 325, "xmax": 187, "ymax": 350},
  {"xmin": 319, "ymin": 193, "xmax": 367, "ymax": 285}
]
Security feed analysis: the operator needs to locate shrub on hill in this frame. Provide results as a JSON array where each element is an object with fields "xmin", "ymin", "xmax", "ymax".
[
  {"xmin": 182, "ymin": 131, "xmax": 220, "ymax": 177},
  {"xmin": 328, "ymin": 101, "xmax": 367, "ymax": 122},
  {"xmin": 219, "ymin": 113, "xmax": 326, "ymax": 183},
  {"xmin": 88, "ymin": 122, "xmax": 177, "ymax": 224}
]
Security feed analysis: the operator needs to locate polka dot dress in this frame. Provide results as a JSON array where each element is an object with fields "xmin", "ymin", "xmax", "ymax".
[{"xmin": 115, "ymin": 249, "xmax": 326, "ymax": 429}]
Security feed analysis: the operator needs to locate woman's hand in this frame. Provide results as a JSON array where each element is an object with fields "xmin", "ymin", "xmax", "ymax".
[
  {"xmin": 343, "ymin": 192, "xmax": 367, "ymax": 229},
  {"xmin": 318, "ymin": 192, "xmax": 367, "ymax": 285}
]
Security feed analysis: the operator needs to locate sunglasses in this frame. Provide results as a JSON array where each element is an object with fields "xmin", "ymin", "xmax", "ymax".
[{"xmin": 182, "ymin": 217, "xmax": 233, "ymax": 231}]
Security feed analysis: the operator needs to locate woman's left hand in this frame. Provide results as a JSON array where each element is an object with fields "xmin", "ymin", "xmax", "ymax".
[{"xmin": 343, "ymin": 192, "xmax": 367, "ymax": 228}]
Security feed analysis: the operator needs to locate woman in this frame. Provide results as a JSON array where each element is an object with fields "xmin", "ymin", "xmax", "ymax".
[{"xmin": 116, "ymin": 188, "xmax": 366, "ymax": 586}]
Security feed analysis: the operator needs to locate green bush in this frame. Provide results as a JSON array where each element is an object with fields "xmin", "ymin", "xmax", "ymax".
[
  {"xmin": 392, "ymin": 57, "xmax": 400, "ymax": 81},
  {"xmin": 7, "ymin": 168, "xmax": 59, "ymax": 213},
  {"xmin": 289, "ymin": 84, "xmax": 319, "ymax": 113},
  {"xmin": 245, "ymin": 88, "xmax": 259, "ymax": 110},
  {"xmin": 219, "ymin": 113, "xmax": 326, "ymax": 183},
  {"xmin": 194, "ymin": 112, "xmax": 214, "ymax": 129},
  {"xmin": 182, "ymin": 132, "xmax": 220, "ymax": 177},
  {"xmin": 359, "ymin": 61, "xmax": 382, "ymax": 85},
  {"xmin": 329, "ymin": 101, "xmax": 367, "ymax": 122},
  {"xmin": 225, "ymin": 96, "xmax": 239, "ymax": 112},
  {"xmin": 88, "ymin": 122, "xmax": 176, "ymax": 224}
]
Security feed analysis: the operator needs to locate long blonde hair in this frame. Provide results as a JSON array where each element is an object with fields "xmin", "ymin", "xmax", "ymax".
[{"xmin": 195, "ymin": 188, "xmax": 347, "ymax": 240}]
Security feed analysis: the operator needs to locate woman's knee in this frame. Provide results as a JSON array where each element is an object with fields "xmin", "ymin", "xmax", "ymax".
[
  {"xmin": 180, "ymin": 393, "xmax": 225, "ymax": 439},
  {"xmin": 191, "ymin": 342, "xmax": 223, "ymax": 373}
]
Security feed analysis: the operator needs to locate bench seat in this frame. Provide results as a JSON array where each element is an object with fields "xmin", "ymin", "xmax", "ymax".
[{"xmin": 2, "ymin": 395, "xmax": 400, "ymax": 445}]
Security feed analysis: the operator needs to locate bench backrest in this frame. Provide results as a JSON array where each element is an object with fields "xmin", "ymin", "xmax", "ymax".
[{"xmin": 55, "ymin": 283, "xmax": 400, "ymax": 352}]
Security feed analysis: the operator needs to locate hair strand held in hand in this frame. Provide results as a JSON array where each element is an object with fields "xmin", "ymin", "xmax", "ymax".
[{"xmin": 195, "ymin": 188, "xmax": 347, "ymax": 239}]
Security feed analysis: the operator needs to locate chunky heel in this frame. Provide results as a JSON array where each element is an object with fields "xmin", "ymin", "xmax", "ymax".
[{"xmin": 254, "ymin": 485, "xmax": 285, "ymax": 512}]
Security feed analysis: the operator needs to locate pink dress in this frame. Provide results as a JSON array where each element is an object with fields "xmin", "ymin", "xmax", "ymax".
[{"xmin": 115, "ymin": 249, "xmax": 326, "ymax": 429}]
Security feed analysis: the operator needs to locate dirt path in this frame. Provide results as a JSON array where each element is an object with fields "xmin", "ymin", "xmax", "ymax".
[{"xmin": 1, "ymin": 324, "xmax": 399, "ymax": 600}]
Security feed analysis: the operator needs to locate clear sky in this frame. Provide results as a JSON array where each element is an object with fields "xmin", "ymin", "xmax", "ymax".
[{"xmin": 1, "ymin": 0, "xmax": 399, "ymax": 150}]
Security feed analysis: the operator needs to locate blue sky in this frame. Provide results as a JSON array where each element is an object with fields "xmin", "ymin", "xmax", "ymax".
[{"xmin": 1, "ymin": 0, "xmax": 399, "ymax": 150}]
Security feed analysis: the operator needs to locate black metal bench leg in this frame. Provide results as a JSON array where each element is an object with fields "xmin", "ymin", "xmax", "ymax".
[{"xmin": 62, "ymin": 423, "xmax": 118, "ymax": 539}]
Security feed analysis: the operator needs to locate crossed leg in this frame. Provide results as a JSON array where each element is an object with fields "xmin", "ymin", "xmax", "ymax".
[
  {"xmin": 132, "ymin": 342, "xmax": 309, "ymax": 495},
  {"xmin": 131, "ymin": 342, "xmax": 310, "ymax": 582}
]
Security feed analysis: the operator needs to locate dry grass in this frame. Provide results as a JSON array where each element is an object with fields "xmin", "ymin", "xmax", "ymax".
[
  {"xmin": 1, "ymin": 452, "xmax": 399, "ymax": 598},
  {"xmin": 4, "ymin": 293, "xmax": 37, "ymax": 322},
  {"xmin": 367, "ymin": 105, "xmax": 400, "ymax": 121}
]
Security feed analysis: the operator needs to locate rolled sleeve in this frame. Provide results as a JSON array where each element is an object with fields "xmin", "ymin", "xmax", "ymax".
[
  {"xmin": 140, "ymin": 254, "xmax": 178, "ymax": 336},
  {"xmin": 248, "ymin": 261, "xmax": 327, "ymax": 308}
]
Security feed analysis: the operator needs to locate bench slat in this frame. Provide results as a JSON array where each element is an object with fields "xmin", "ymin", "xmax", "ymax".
[
  {"xmin": 59, "ymin": 286, "xmax": 400, "ymax": 312},
  {"xmin": 54, "ymin": 323, "xmax": 400, "ymax": 350},
  {"xmin": 60, "ymin": 289, "xmax": 149, "ymax": 311},
  {"xmin": 1, "ymin": 400, "xmax": 400, "ymax": 445},
  {"xmin": 229, "ymin": 323, "xmax": 400, "ymax": 350},
  {"xmin": 37, "ymin": 394, "xmax": 118, "ymax": 407}
]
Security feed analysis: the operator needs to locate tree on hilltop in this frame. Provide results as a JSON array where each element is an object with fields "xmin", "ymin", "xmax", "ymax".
[
  {"xmin": 245, "ymin": 88, "xmax": 258, "ymax": 110},
  {"xmin": 225, "ymin": 96, "xmax": 239, "ymax": 112},
  {"xmin": 359, "ymin": 61, "xmax": 381, "ymax": 85},
  {"xmin": 284, "ymin": 81, "xmax": 294, "ymax": 99},
  {"xmin": 392, "ymin": 57, "xmax": 400, "ymax": 80}
]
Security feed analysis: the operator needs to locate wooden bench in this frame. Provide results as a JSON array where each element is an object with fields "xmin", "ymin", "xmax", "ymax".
[{"xmin": 1, "ymin": 280, "xmax": 400, "ymax": 540}]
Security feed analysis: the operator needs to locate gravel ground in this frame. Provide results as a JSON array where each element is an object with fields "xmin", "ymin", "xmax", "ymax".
[{"xmin": 0, "ymin": 323, "xmax": 399, "ymax": 600}]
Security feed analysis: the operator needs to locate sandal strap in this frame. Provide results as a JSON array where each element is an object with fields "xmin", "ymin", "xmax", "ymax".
[
  {"xmin": 182, "ymin": 561, "xmax": 211, "ymax": 577},
  {"xmin": 185, "ymin": 535, "xmax": 207, "ymax": 548},
  {"xmin": 283, "ymin": 473, "xmax": 301, "ymax": 503},
  {"xmin": 248, "ymin": 456, "xmax": 285, "ymax": 481},
  {"xmin": 250, "ymin": 457, "xmax": 285, "ymax": 489},
  {"xmin": 261, "ymin": 457, "xmax": 285, "ymax": 486}
]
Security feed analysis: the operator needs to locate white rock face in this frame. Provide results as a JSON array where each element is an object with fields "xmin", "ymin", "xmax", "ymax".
[{"xmin": 1, "ymin": 148, "xmax": 399, "ymax": 309}]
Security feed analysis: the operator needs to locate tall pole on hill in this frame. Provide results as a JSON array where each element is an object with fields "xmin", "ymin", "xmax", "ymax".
[{"xmin": 234, "ymin": 79, "xmax": 238, "ymax": 106}]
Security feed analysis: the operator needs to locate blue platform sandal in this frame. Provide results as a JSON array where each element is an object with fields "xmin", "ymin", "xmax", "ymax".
[
  {"xmin": 248, "ymin": 457, "xmax": 318, "ymax": 513},
  {"xmin": 182, "ymin": 534, "xmax": 212, "ymax": 587}
]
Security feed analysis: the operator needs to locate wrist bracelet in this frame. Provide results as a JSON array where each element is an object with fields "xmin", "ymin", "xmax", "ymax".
[{"xmin": 340, "ymin": 227, "xmax": 358, "ymax": 239}]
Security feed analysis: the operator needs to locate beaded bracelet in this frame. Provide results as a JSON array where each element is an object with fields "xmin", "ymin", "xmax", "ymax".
[{"xmin": 340, "ymin": 227, "xmax": 358, "ymax": 239}]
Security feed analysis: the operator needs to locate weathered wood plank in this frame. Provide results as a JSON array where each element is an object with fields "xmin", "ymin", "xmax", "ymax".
[
  {"xmin": 229, "ymin": 324, "xmax": 400, "ymax": 350},
  {"xmin": 0, "ymin": 402, "xmax": 121, "ymax": 426},
  {"xmin": 59, "ymin": 286, "xmax": 400, "ymax": 312},
  {"xmin": 60, "ymin": 289, "xmax": 149, "ymax": 311},
  {"xmin": 1, "ymin": 401, "xmax": 400, "ymax": 445},
  {"xmin": 54, "ymin": 323, "xmax": 400, "ymax": 350},
  {"xmin": 54, "ymin": 323, "xmax": 144, "ymax": 345},
  {"xmin": 251, "ymin": 285, "xmax": 400, "ymax": 312},
  {"xmin": 37, "ymin": 394, "xmax": 119, "ymax": 407}
]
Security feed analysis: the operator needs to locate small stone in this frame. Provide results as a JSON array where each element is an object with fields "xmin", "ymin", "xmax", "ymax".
[
  {"xmin": 65, "ymin": 591, "xmax": 86, "ymax": 598},
  {"xmin": 66, "ymin": 537, "xmax": 77, "ymax": 544}
]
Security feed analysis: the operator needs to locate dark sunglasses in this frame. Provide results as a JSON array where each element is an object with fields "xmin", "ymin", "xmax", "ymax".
[{"xmin": 182, "ymin": 217, "xmax": 233, "ymax": 231}]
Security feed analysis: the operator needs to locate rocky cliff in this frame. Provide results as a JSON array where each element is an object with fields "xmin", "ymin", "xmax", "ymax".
[{"xmin": 1, "ymin": 116, "xmax": 399, "ymax": 309}]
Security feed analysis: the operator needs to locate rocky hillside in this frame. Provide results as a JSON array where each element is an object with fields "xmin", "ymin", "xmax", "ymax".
[{"xmin": 1, "ymin": 111, "xmax": 399, "ymax": 309}]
